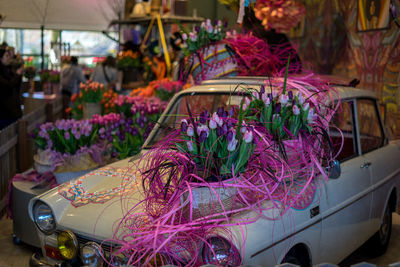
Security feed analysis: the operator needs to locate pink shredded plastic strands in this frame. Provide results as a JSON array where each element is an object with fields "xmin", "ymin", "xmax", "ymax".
[{"xmin": 102, "ymin": 75, "xmax": 341, "ymax": 266}]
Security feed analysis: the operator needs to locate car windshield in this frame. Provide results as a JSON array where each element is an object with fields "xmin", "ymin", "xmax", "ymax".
[{"xmin": 144, "ymin": 92, "xmax": 247, "ymax": 148}]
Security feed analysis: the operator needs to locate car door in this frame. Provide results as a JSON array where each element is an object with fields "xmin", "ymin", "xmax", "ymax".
[
  {"xmin": 356, "ymin": 98, "xmax": 390, "ymax": 231},
  {"xmin": 316, "ymin": 100, "xmax": 372, "ymax": 264}
]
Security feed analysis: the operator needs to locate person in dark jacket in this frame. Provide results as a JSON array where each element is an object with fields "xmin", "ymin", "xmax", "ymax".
[{"xmin": 0, "ymin": 48, "xmax": 24, "ymax": 130}]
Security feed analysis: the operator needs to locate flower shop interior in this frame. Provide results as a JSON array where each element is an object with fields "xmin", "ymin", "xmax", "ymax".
[{"xmin": 1, "ymin": 0, "xmax": 400, "ymax": 266}]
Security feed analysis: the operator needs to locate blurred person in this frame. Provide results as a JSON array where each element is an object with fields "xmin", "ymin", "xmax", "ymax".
[
  {"xmin": 0, "ymin": 48, "xmax": 24, "ymax": 130},
  {"xmin": 90, "ymin": 55, "xmax": 118, "ymax": 88},
  {"xmin": 60, "ymin": 56, "xmax": 86, "ymax": 116}
]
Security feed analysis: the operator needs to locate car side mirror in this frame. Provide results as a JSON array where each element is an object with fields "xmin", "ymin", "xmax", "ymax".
[{"xmin": 327, "ymin": 160, "xmax": 341, "ymax": 179}]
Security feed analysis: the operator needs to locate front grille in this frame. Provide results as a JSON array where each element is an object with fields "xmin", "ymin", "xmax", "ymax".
[{"xmin": 75, "ymin": 233, "xmax": 113, "ymax": 253}]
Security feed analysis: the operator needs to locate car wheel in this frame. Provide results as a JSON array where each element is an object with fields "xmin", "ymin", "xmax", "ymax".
[
  {"xmin": 366, "ymin": 204, "xmax": 392, "ymax": 257},
  {"xmin": 282, "ymin": 248, "xmax": 310, "ymax": 267}
]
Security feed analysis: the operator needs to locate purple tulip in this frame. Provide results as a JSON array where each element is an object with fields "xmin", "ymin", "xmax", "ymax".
[
  {"xmin": 222, "ymin": 124, "xmax": 228, "ymax": 135},
  {"xmin": 199, "ymin": 131, "xmax": 207, "ymax": 143},
  {"xmin": 244, "ymin": 131, "xmax": 253, "ymax": 143},
  {"xmin": 216, "ymin": 127, "xmax": 223, "ymax": 136},
  {"xmin": 227, "ymin": 138, "xmax": 238, "ymax": 152},
  {"xmin": 127, "ymin": 118, "xmax": 133, "ymax": 125},
  {"xmin": 260, "ymin": 85, "xmax": 265, "ymax": 94},
  {"xmin": 288, "ymin": 91, "xmax": 293, "ymax": 100},
  {"xmin": 292, "ymin": 99, "xmax": 296, "ymax": 105},
  {"xmin": 187, "ymin": 141, "xmax": 194, "ymax": 151},
  {"xmin": 227, "ymin": 130, "xmax": 234, "ymax": 142},
  {"xmin": 64, "ymin": 132, "xmax": 70, "ymax": 140},
  {"xmin": 132, "ymin": 127, "xmax": 139, "ymax": 136},
  {"xmin": 181, "ymin": 119, "xmax": 188, "ymax": 132},
  {"xmin": 187, "ymin": 125, "xmax": 194, "ymax": 137},
  {"xmin": 108, "ymin": 136, "xmax": 113, "ymax": 142},
  {"xmin": 293, "ymin": 105, "xmax": 300, "ymax": 115},
  {"xmin": 228, "ymin": 107, "xmax": 234, "ymax": 117},
  {"xmin": 217, "ymin": 107, "xmax": 224, "ymax": 117},
  {"xmin": 111, "ymin": 152, "xmax": 118, "ymax": 157},
  {"xmin": 275, "ymin": 103, "xmax": 281, "ymax": 113},
  {"xmin": 195, "ymin": 25, "xmax": 200, "ymax": 33}
]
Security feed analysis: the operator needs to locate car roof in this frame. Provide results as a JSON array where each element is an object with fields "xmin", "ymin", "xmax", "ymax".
[{"xmin": 181, "ymin": 77, "xmax": 377, "ymax": 100}]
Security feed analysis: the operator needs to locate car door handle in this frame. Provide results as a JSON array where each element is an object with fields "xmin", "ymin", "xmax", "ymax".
[{"xmin": 360, "ymin": 162, "xmax": 372, "ymax": 169}]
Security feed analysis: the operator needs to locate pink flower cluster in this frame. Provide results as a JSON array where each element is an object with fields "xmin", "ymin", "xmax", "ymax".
[{"xmin": 91, "ymin": 113, "xmax": 121, "ymax": 126}]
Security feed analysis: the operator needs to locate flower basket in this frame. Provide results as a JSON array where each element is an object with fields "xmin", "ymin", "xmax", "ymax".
[
  {"xmin": 34, "ymin": 150, "xmax": 99, "ymax": 184},
  {"xmin": 83, "ymin": 102, "xmax": 101, "ymax": 119},
  {"xmin": 33, "ymin": 154, "xmax": 53, "ymax": 174},
  {"xmin": 190, "ymin": 42, "xmax": 237, "ymax": 84},
  {"xmin": 181, "ymin": 179, "xmax": 237, "ymax": 220}
]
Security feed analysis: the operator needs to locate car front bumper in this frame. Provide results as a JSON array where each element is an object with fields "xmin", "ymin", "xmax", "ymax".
[{"xmin": 29, "ymin": 253, "xmax": 64, "ymax": 267}]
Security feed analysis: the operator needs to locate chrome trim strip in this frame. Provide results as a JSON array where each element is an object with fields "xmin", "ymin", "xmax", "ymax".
[{"xmin": 251, "ymin": 168, "xmax": 400, "ymax": 258}]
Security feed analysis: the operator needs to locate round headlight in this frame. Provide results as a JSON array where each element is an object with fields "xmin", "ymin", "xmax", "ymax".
[
  {"xmin": 80, "ymin": 242, "xmax": 103, "ymax": 267},
  {"xmin": 57, "ymin": 230, "xmax": 78, "ymax": 260},
  {"xmin": 32, "ymin": 201, "xmax": 56, "ymax": 234},
  {"xmin": 202, "ymin": 236, "xmax": 241, "ymax": 267}
]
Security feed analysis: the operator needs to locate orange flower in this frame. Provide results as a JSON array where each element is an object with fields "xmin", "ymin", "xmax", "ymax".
[
  {"xmin": 110, "ymin": 103, "xmax": 115, "ymax": 108},
  {"xmin": 65, "ymin": 107, "xmax": 72, "ymax": 113},
  {"xmin": 70, "ymin": 93, "xmax": 78, "ymax": 102},
  {"xmin": 105, "ymin": 103, "xmax": 109, "ymax": 108},
  {"xmin": 78, "ymin": 104, "xmax": 82, "ymax": 110},
  {"xmin": 100, "ymin": 100, "xmax": 106, "ymax": 104},
  {"xmin": 79, "ymin": 91, "xmax": 83, "ymax": 98}
]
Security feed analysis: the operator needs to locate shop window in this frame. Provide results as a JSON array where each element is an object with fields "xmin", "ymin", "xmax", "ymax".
[
  {"xmin": 357, "ymin": 99, "xmax": 384, "ymax": 153},
  {"xmin": 330, "ymin": 101, "xmax": 357, "ymax": 161}
]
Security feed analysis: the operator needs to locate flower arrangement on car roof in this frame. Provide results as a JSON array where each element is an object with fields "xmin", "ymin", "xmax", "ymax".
[
  {"xmin": 181, "ymin": 19, "xmax": 228, "ymax": 56},
  {"xmin": 103, "ymin": 70, "xmax": 341, "ymax": 265}
]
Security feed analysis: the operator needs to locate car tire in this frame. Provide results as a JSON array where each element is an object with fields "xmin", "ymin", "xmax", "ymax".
[
  {"xmin": 366, "ymin": 204, "xmax": 392, "ymax": 257},
  {"xmin": 282, "ymin": 248, "xmax": 310, "ymax": 267}
]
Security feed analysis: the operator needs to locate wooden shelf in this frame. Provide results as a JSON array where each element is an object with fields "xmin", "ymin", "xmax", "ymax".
[{"xmin": 110, "ymin": 14, "xmax": 204, "ymax": 25}]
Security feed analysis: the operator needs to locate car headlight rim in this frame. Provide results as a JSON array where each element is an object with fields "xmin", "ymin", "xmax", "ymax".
[
  {"xmin": 57, "ymin": 230, "xmax": 78, "ymax": 260},
  {"xmin": 202, "ymin": 235, "xmax": 241, "ymax": 267},
  {"xmin": 32, "ymin": 200, "xmax": 56, "ymax": 235}
]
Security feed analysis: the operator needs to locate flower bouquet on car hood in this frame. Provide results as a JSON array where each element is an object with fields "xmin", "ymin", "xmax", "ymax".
[
  {"xmin": 103, "ymin": 74, "xmax": 340, "ymax": 266},
  {"xmin": 32, "ymin": 119, "xmax": 106, "ymax": 183}
]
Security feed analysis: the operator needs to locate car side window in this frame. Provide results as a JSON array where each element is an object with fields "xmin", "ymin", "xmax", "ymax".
[
  {"xmin": 330, "ymin": 101, "xmax": 357, "ymax": 162},
  {"xmin": 357, "ymin": 99, "xmax": 384, "ymax": 153}
]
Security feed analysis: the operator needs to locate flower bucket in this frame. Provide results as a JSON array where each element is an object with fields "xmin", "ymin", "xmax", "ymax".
[
  {"xmin": 33, "ymin": 154, "xmax": 53, "ymax": 174},
  {"xmin": 190, "ymin": 42, "xmax": 238, "ymax": 85},
  {"xmin": 83, "ymin": 102, "xmax": 101, "ymax": 119},
  {"xmin": 280, "ymin": 139, "xmax": 303, "ymax": 182},
  {"xmin": 181, "ymin": 180, "xmax": 237, "ymax": 220}
]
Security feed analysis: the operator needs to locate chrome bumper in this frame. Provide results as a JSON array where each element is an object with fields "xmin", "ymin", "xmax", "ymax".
[{"xmin": 29, "ymin": 253, "xmax": 64, "ymax": 267}]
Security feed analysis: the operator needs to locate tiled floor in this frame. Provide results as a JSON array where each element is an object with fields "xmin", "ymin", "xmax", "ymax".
[{"xmin": 0, "ymin": 214, "xmax": 399, "ymax": 267}]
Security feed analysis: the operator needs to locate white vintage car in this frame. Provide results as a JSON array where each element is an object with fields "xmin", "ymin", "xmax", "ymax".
[{"xmin": 29, "ymin": 78, "xmax": 400, "ymax": 267}]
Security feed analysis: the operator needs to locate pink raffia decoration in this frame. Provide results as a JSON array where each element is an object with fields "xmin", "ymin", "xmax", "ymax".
[
  {"xmin": 254, "ymin": 0, "xmax": 306, "ymax": 32},
  {"xmin": 104, "ymin": 75, "xmax": 341, "ymax": 266},
  {"xmin": 224, "ymin": 33, "xmax": 301, "ymax": 76}
]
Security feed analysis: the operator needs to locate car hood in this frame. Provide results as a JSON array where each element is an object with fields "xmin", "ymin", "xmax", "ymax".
[{"xmin": 30, "ymin": 153, "xmax": 148, "ymax": 241}]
